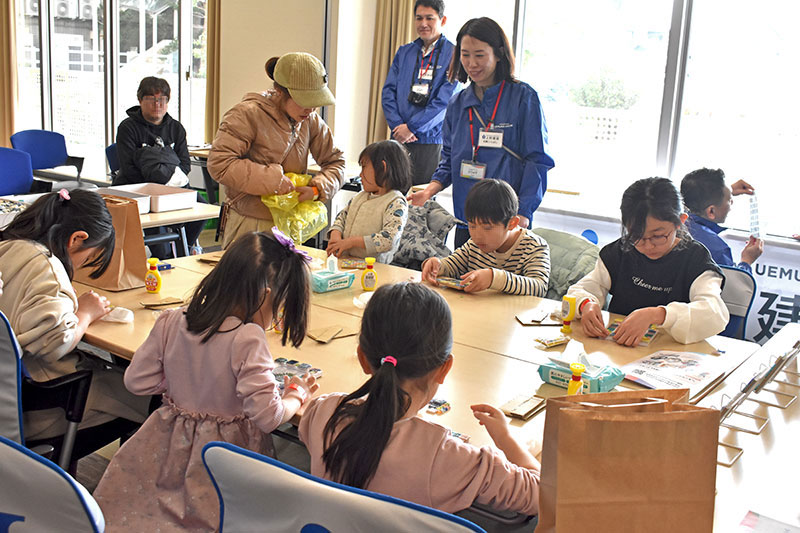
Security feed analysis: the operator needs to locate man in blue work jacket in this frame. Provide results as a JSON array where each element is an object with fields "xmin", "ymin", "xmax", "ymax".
[{"xmin": 382, "ymin": 0, "xmax": 460, "ymax": 185}]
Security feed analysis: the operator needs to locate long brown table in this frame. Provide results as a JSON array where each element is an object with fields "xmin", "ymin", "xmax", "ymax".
[{"xmin": 74, "ymin": 252, "xmax": 800, "ymax": 531}]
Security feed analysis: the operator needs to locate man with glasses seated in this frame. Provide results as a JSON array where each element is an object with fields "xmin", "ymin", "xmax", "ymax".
[{"xmin": 115, "ymin": 76, "xmax": 204, "ymax": 257}]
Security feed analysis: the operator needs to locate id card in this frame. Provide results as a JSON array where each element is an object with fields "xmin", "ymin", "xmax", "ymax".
[
  {"xmin": 411, "ymin": 83, "xmax": 429, "ymax": 95},
  {"xmin": 460, "ymin": 160, "xmax": 486, "ymax": 179},
  {"xmin": 418, "ymin": 68, "xmax": 433, "ymax": 81},
  {"xmin": 478, "ymin": 128, "xmax": 504, "ymax": 148}
]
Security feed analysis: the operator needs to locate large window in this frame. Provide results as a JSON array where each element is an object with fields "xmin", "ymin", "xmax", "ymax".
[
  {"xmin": 14, "ymin": 0, "xmax": 207, "ymax": 180},
  {"xmin": 512, "ymin": 0, "xmax": 798, "ymax": 238},
  {"xmin": 672, "ymin": 0, "xmax": 800, "ymax": 236},
  {"xmin": 519, "ymin": 0, "xmax": 674, "ymax": 217}
]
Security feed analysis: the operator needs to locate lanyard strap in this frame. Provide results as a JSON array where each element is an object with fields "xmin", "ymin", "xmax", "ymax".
[
  {"xmin": 409, "ymin": 40, "xmax": 442, "ymax": 93},
  {"xmin": 468, "ymin": 80, "xmax": 506, "ymax": 160}
]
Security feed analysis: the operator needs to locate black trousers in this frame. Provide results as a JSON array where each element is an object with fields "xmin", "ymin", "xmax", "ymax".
[{"xmin": 405, "ymin": 142, "xmax": 442, "ymax": 186}]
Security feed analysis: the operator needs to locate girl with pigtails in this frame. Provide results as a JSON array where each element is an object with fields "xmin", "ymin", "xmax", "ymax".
[{"xmin": 299, "ymin": 282, "xmax": 540, "ymax": 515}]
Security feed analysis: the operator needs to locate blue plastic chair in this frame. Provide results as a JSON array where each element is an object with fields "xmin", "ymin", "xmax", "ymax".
[
  {"xmin": 581, "ymin": 229, "xmax": 599, "ymax": 244},
  {"xmin": 719, "ymin": 265, "xmax": 757, "ymax": 340},
  {"xmin": 202, "ymin": 442, "xmax": 486, "ymax": 532},
  {"xmin": 0, "ymin": 436, "xmax": 105, "ymax": 532},
  {"xmin": 105, "ymin": 143, "xmax": 120, "ymax": 174},
  {"xmin": 0, "ymin": 147, "xmax": 34, "ymax": 195},
  {"xmin": 10, "ymin": 130, "xmax": 84, "ymax": 181}
]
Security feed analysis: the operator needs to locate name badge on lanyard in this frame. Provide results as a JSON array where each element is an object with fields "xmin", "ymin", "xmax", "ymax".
[
  {"xmin": 418, "ymin": 67, "xmax": 433, "ymax": 81},
  {"xmin": 411, "ymin": 83, "xmax": 430, "ymax": 96},
  {"xmin": 478, "ymin": 128, "xmax": 503, "ymax": 148},
  {"xmin": 460, "ymin": 160, "xmax": 487, "ymax": 180}
]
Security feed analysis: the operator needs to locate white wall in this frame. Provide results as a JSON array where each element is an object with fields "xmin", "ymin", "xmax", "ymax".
[
  {"xmin": 326, "ymin": 0, "xmax": 377, "ymax": 162},
  {"xmin": 219, "ymin": 1, "xmax": 326, "ymax": 118}
]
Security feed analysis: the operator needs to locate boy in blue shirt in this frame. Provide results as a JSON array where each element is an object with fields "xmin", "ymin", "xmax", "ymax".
[
  {"xmin": 381, "ymin": 0, "xmax": 460, "ymax": 185},
  {"xmin": 421, "ymin": 179, "xmax": 550, "ymax": 295},
  {"xmin": 680, "ymin": 167, "xmax": 763, "ymax": 273}
]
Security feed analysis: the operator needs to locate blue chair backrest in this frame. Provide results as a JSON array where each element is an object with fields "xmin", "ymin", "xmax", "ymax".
[
  {"xmin": 0, "ymin": 435, "xmax": 105, "ymax": 532},
  {"xmin": 719, "ymin": 265, "xmax": 757, "ymax": 340},
  {"xmin": 0, "ymin": 147, "xmax": 34, "ymax": 195},
  {"xmin": 202, "ymin": 442, "xmax": 486, "ymax": 533},
  {"xmin": 105, "ymin": 143, "xmax": 120, "ymax": 173},
  {"xmin": 0, "ymin": 311, "xmax": 24, "ymax": 445},
  {"xmin": 10, "ymin": 130, "xmax": 69, "ymax": 170}
]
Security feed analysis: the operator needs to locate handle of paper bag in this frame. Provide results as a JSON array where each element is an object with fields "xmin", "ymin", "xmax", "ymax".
[{"xmin": 576, "ymin": 397, "xmax": 668, "ymax": 409}]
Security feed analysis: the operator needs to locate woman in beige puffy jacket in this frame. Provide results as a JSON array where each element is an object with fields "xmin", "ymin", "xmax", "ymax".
[{"xmin": 209, "ymin": 52, "xmax": 345, "ymax": 248}]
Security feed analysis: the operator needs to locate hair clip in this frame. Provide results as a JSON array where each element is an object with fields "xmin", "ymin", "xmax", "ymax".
[
  {"xmin": 380, "ymin": 356, "xmax": 397, "ymax": 367},
  {"xmin": 271, "ymin": 227, "xmax": 312, "ymax": 264},
  {"xmin": 58, "ymin": 189, "xmax": 71, "ymax": 201}
]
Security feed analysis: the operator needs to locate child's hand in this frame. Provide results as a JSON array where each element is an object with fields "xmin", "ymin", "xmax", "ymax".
[
  {"xmin": 77, "ymin": 290, "xmax": 111, "ymax": 322},
  {"xmin": 421, "ymin": 258, "xmax": 442, "ymax": 285},
  {"xmin": 741, "ymin": 236, "xmax": 763, "ymax": 264},
  {"xmin": 284, "ymin": 373, "xmax": 319, "ymax": 399},
  {"xmin": 579, "ymin": 300, "xmax": 607, "ymax": 338},
  {"xmin": 295, "ymin": 186, "xmax": 315, "ymax": 203},
  {"xmin": 326, "ymin": 236, "xmax": 355, "ymax": 258},
  {"xmin": 326, "ymin": 231, "xmax": 343, "ymax": 257},
  {"xmin": 613, "ymin": 307, "xmax": 665, "ymax": 347},
  {"xmin": 461, "ymin": 269, "xmax": 492, "ymax": 293},
  {"xmin": 471, "ymin": 404, "xmax": 512, "ymax": 444}
]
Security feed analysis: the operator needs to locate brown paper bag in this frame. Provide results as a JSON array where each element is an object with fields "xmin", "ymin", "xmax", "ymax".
[
  {"xmin": 538, "ymin": 389, "xmax": 719, "ymax": 533},
  {"xmin": 73, "ymin": 195, "xmax": 147, "ymax": 291}
]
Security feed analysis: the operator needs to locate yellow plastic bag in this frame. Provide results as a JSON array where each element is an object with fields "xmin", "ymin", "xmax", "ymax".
[{"xmin": 261, "ymin": 173, "xmax": 328, "ymax": 244}]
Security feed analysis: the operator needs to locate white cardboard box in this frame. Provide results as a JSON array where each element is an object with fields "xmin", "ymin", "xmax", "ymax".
[
  {"xmin": 106, "ymin": 183, "xmax": 196, "ymax": 212},
  {"xmin": 95, "ymin": 187, "xmax": 151, "ymax": 214}
]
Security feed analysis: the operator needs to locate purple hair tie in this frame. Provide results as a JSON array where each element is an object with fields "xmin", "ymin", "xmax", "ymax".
[
  {"xmin": 271, "ymin": 227, "xmax": 312, "ymax": 264},
  {"xmin": 58, "ymin": 189, "xmax": 71, "ymax": 201}
]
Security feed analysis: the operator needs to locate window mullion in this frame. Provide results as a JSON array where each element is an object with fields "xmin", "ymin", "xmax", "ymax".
[
  {"xmin": 40, "ymin": 0, "xmax": 53, "ymax": 130},
  {"xmin": 656, "ymin": 0, "xmax": 691, "ymax": 177}
]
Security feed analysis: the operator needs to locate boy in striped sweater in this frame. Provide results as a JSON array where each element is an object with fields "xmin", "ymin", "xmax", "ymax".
[{"xmin": 421, "ymin": 179, "xmax": 550, "ymax": 295}]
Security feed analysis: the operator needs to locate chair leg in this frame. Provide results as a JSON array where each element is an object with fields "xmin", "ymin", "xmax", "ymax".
[{"xmin": 58, "ymin": 421, "xmax": 80, "ymax": 470}]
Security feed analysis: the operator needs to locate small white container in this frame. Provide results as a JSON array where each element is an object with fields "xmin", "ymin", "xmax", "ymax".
[
  {"xmin": 109, "ymin": 183, "xmax": 196, "ymax": 212},
  {"xmin": 95, "ymin": 187, "xmax": 151, "ymax": 214}
]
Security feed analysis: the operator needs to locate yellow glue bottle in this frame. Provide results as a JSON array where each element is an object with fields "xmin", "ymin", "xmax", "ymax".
[
  {"xmin": 361, "ymin": 257, "xmax": 378, "ymax": 291},
  {"xmin": 561, "ymin": 295, "xmax": 577, "ymax": 334},
  {"xmin": 145, "ymin": 257, "xmax": 162, "ymax": 293},
  {"xmin": 567, "ymin": 362, "xmax": 586, "ymax": 395}
]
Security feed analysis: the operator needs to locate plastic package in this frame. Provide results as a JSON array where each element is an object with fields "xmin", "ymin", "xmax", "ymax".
[
  {"xmin": 311, "ymin": 269, "xmax": 355, "ymax": 293},
  {"xmin": 261, "ymin": 173, "xmax": 328, "ymax": 243},
  {"xmin": 538, "ymin": 361, "xmax": 625, "ymax": 393}
]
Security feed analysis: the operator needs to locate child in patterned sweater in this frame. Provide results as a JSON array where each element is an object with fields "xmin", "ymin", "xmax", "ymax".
[
  {"xmin": 326, "ymin": 140, "xmax": 411, "ymax": 264},
  {"xmin": 422, "ymin": 179, "xmax": 550, "ymax": 295}
]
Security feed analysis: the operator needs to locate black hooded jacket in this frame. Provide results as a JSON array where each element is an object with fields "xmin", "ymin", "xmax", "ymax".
[{"xmin": 114, "ymin": 105, "xmax": 191, "ymax": 185}]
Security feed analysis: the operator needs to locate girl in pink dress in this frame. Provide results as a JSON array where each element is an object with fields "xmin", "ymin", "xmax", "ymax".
[
  {"xmin": 94, "ymin": 230, "xmax": 318, "ymax": 532},
  {"xmin": 299, "ymin": 282, "xmax": 541, "ymax": 515}
]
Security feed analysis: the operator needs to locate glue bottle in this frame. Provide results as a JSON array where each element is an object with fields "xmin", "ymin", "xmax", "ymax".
[
  {"xmin": 567, "ymin": 362, "xmax": 585, "ymax": 395},
  {"xmin": 561, "ymin": 295, "xmax": 577, "ymax": 334},
  {"xmin": 361, "ymin": 257, "xmax": 378, "ymax": 291},
  {"xmin": 145, "ymin": 257, "xmax": 162, "ymax": 293}
]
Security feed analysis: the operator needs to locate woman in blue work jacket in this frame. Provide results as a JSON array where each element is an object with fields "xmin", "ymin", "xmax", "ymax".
[{"xmin": 409, "ymin": 17, "xmax": 555, "ymax": 248}]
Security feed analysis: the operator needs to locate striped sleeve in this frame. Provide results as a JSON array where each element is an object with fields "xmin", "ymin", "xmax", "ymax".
[
  {"xmin": 489, "ymin": 232, "xmax": 551, "ymax": 296},
  {"xmin": 439, "ymin": 241, "xmax": 476, "ymax": 278}
]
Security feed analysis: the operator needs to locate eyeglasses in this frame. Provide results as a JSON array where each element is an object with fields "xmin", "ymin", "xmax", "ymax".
[
  {"xmin": 141, "ymin": 96, "xmax": 168, "ymax": 105},
  {"xmin": 635, "ymin": 229, "xmax": 675, "ymax": 247}
]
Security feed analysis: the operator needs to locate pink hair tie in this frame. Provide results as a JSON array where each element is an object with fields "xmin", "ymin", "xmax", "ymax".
[
  {"xmin": 58, "ymin": 189, "xmax": 71, "ymax": 201},
  {"xmin": 380, "ymin": 356, "xmax": 397, "ymax": 367}
]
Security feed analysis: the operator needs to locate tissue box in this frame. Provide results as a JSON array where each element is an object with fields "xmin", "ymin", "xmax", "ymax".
[
  {"xmin": 538, "ymin": 362, "xmax": 625, "ymax": 393},
  {"xmin": 311, "ymin": 270, "xmax": 355, "ymax": 293}
]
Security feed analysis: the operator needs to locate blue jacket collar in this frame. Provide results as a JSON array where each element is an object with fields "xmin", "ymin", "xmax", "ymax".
[
  {"xmin": 688, "ymin": 213, "xmax": 725, "ymax": 234},
  {"xmin": 459, "ymin": 79, "xmax": 506, "ymax": 109}
]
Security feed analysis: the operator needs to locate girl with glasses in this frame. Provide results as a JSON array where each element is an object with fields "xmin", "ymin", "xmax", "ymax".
[{"xmin": 567, "ymin": 177, "xmax": 729, "ymax": 345}]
